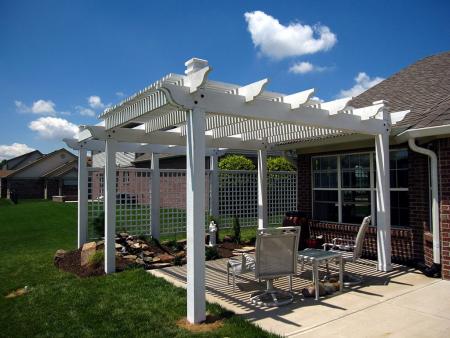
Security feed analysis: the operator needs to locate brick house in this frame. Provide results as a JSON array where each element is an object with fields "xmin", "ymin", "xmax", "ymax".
[
  {"xmin": 294, "ymin": 51, "xmax": 450, "ymax": 279},
  {"xmin": 1, "ymin": 148, "xmax": 78, "ymax": 200}
]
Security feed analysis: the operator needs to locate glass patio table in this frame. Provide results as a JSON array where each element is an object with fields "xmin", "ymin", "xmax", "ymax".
[{"xmin": 298, "ymin": 248, "xmax": 344, "ymax": 300}]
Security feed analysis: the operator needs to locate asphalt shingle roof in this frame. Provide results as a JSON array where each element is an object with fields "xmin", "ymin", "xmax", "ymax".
[{"xmin": 348, "ymin": 51, "xmax": 450, "ymax": 130}]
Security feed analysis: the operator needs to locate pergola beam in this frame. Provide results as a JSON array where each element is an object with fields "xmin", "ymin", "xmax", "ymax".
[
  {"xmin": 77, "ymin": 126, "xmax": 266, "ymax": 151},
  {"xmin": 162, "ymin": 83, "xmax": 388, "ymax": 135}
]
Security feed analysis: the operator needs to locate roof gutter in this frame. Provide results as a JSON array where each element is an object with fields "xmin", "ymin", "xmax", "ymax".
[{"xmin": 396, "ymin": 125, "xmax": 450, "ymax": 266}]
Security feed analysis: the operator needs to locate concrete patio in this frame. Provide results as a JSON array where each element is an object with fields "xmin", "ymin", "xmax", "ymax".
[{"xmin": 149, "ymin": 258, "xmax": 450, "ymax": 337}]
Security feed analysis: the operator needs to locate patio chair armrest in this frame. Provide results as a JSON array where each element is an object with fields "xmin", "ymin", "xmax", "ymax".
[
  {"xmin": 332, "ymin": 238, "xmax": 355, "ymax": 251},
  {"xmin": 323, "ymin": 242, "xmax": 337, "ymax": 250}
]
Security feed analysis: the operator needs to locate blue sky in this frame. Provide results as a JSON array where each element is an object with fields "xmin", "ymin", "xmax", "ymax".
[{"xmin": 0, "ymin": 0, "xmax": 449, "ymax": 159}]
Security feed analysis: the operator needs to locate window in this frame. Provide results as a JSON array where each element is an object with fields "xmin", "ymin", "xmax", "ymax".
[
  {"xmin": 123, "ymin": 171, "xmax": 130, "ymax": 183},
  {"xmin": 312, "ymin": 149, "xmax": 410, "ymax": 226},
  {"xmin": 312, "ymin": 156, "xmax": 338, "ymax": 222}
]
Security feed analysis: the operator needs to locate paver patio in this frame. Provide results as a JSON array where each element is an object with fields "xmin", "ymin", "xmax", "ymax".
[{"xmin": 150, "ymin": 258, "xmax": 450, "ymax": 337}]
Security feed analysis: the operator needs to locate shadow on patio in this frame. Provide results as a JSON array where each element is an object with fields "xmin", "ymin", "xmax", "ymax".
[{"xmin": 150, "ymin": 258, "xmax": 437, "ymax": 337}]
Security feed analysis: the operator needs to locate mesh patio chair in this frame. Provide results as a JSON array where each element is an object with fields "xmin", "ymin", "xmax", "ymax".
[
  {"xmin": 323, "ymin": 215, "xmax": 371, "ymax": 286},
  {"xmin": 252, "ymin": 226, "xmax": 300, "ymax": 306},
  {"xmin": 227, "ymin": 226, "xmax": 300, "ymax": 307}
]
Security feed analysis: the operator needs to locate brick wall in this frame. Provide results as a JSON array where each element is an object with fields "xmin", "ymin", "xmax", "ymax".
[
  {"xmin": 297, "ymin": 154, "xmax": 312, "ymax": 217},
  {"xmin": 309, "ymin": 221, "xmax": 414, "ymax": 264},
  {"xmin": 297, "ymin": 148, "xmax": 434, "ymax": 268},
  {"xmin": 408, "ymin": 150, "xmax": 433, "ymax": 265},
  {"xmin": 438, "ymin": 138, "xmax": 450, "ymax": 279},
  {"xmin": 7, "ymin": 179, "xmax": 45, "ymax": 199}
]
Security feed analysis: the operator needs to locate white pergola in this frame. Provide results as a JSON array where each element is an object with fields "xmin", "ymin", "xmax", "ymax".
[{"xmin": 68, "ymin": 58, "xmax": 409, "ymax": 323}]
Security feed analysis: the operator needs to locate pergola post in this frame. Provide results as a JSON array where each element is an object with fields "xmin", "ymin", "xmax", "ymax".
[
  {"xmin": 77, "ymin": 147, "xmax": 88, "ymax": 248},
  {"xmin": 186, "ymin": 108, "xmax": 206, "ymax": 324},
  {"xmin": 375, "ymin": 131, "xmax": 392, "ymax": 272},
  {"xmin": 257, "ymin": 148, "xmax": 268, "ymax": 229},
  {"xmin": 104, "ymin": 139, "xmax": 117, "ymax": 274},
  {"xmin": 209, "ymin": 150, "xmax": 219, "ymax": 218},
  {"xmin": 151, "ymin": 153, "xmax": 160, "ymax": 239}
]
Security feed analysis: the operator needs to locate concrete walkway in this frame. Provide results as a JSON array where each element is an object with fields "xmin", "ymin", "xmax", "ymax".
[{"xmin": 149, "ymin": 258, "xmax": 450, "ymax": 337}]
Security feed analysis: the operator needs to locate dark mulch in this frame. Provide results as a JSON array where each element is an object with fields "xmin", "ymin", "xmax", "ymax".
[
  {"xmin": 217, "ymin": 242, "xmax": 245, "ymax": 258},
  {"xmin": 55, "ymin": 248, "xmax": 129, "ymax": 278}
]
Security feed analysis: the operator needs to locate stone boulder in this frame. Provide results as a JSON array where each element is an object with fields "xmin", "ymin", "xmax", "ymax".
[{"xmin": 80, "ymin": 241, "xmax": 97, "ymax": 266}]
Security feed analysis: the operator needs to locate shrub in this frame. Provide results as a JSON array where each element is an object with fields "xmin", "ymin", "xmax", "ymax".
[
  {"xmin": 88, "ymin": 250, "xmax": 104, "ymax": 268},
  {"xmin": 232, "ymin": 216, "xmax": 241, "ymax": 244},
  {"xmin": 219, "ymin": 155, "xmax": 256, "ymax": 171},
  {"xmin": 205, "ymin": 246, "xmax": 220, "ymax": 261},
  {"xmin": 267, "ymin": 156, "xmax": 296, "ymax": 171},
  {"xmin": 92, "ymin": 212, "xmax": 105, "ymax": 238}
]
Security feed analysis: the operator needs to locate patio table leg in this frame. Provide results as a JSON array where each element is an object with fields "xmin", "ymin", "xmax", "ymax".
[{"xmin": 313, "ymin": 260, "xmax": 320, "ymax": 301}]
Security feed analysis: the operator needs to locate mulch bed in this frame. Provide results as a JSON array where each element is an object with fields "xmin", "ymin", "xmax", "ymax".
[{"xmin": 55, "ymin": 248, "xmax": 129, "ymax": 277}]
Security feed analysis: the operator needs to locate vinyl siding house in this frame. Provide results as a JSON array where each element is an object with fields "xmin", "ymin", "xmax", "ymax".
[
  {"xmin": 293, "ymin": 51, "xmax": 450, "ymax": 279},
  {"xmin": 0, "ymin": 148, "xmax": 78, "ymax": 199}
]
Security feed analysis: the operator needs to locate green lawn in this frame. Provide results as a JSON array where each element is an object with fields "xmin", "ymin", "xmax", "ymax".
[{"xmin": 0, "ymin": 199, "xmax": 277, "ymax": 338}]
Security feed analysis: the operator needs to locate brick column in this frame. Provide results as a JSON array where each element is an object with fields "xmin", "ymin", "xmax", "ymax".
[
  {"xmin": 297, "ymin": 154, "xmax": 312, "ymax": 217},
  {"xmin": 438, "ymin": 138, "xmax": 450, "ymax": 279},
  {"xmin": 408, "ymin": 150, "xmax": 431, "ymax": 264}
]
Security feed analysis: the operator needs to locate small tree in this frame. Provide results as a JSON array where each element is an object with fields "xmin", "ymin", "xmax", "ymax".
[
  {"xmin": 232, "ymin": 216, "xmax": 241, "ymax": 244},
  {"xmin": 219, "ymin": 155, "xmax": 255, "ymax": 171},
  {"xmin": 267, "ymin": 156, "xmax": 296, "ymax": 171}
]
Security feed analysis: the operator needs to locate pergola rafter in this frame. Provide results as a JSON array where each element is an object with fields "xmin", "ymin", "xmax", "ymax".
[{"xmin": 69, "ymin": 57, "xmax": 411, "ymax": 324}]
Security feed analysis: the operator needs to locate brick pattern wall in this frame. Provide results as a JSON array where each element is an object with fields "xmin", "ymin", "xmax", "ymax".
[
  {"xmin": 408, "ymin": 150, "xmax": 433, "ymax": 265},
  {"xmin": 297, "ymin": 154, "xmax": 312, "ymax": 217},
  {"xmin": 438, "ymin": 138, "xmax": 450, "ymax": 279},
  {"xmin": 7, "ymin": 179, "xmax": 45, "ymax": 199},
  {"xmin": 309, "ymin": 221, "xmax": 414, "ymax": 264}
]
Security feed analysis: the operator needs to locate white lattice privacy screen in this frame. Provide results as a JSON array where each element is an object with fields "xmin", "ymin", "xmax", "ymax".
[
  {"xmin": 87, "ymin": 168, "xmax": 296, "ymax": 238},
  {"xmin": 87, "ymin": 168, "xmax": 153, "ymax": 239},
  {"xmin": 218, "ymin": 170, "xmax": 297, "ymax": 228}
]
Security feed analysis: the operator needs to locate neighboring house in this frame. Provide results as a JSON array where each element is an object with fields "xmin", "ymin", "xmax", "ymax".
[
  {"xmin": 0, "ymin": 148, "xmax": 78, "ymax": 199},
  {"xmin": 294, "ymin": 51, "xmax": 450, "ymax": 275}
]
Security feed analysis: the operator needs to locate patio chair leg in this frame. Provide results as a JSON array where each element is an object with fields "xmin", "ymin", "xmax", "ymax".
[{"xmin": 232, "ymin": 270, "xmax": 236, "ymax": 292}]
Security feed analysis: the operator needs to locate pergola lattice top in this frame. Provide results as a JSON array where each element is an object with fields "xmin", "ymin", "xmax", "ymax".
[{"xmin": 89, "ymin": 58, "xmax": 408, "ymax": 150}]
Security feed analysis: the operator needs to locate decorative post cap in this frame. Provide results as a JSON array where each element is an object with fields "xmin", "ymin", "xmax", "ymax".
[{"xmin": 185, "ymin": 58, "xmax": 209, "ymax": 75}]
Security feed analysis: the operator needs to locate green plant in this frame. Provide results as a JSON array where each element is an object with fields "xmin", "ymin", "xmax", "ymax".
[
  {"xmin": 92, "ymin": 211, "xmax": 105, "ymax": 238},
  {"xmin": 232, "ymin": 216, "xmax": 241, "ymax": 244},
  {"xmin": 88, "ymin": 250, "xmax": 104, "ymax": 268},
  {"xmin": 267, "ymin": 156, "xmax": 296, "ymax": 171},
  {"xmin": 218, "ymin": 154, "xmax": 256, "ymax": 170},
  {"xmin": 205, "ymin": 246, "xmax": 220, "ymax": 261}
]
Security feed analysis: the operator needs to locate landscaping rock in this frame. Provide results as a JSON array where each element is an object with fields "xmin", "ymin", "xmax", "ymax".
[
  {"xmin": 136, "ymin": 258, "xmax": 145, "ymax": 265},
  {"xmin": 143, "ymin": 251, "xmax": 154, "ymax": 257},
  {"xmin": 159, "ymin": 254, "xmax": 174, "ymax": 263},
  {"xmin": 54, "ymin": 249, "xmax": 66, "ymax": 265},
  {"xmin": 148, "ymin": 263, "xmax": 172, "ymax": 269},
  {"xmin": 123, "ymin": 254, "xmax": 137, "ymax": 261},
  {"xmin": 115, "ymin": 243, "xmax": 123, "ymax": 249},
  {"xmin": 80, "ymin": 242, "xmax": 97, "ymax": 266},
  {"xmin": 152, "ymin": 257, "xmax": 161, "ymax": 263},
  {"xmin": 143, "ymin": 256, "xmax": 153, "ymax": 263}
]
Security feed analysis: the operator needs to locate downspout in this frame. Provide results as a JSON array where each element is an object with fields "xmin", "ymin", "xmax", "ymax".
[{"xmin": 408, "ymin": 138, "xmax": 440, "ymax": 265}]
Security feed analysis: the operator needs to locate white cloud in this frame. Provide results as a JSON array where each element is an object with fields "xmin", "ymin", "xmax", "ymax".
[
  {"xmin": 116, "ymin": 91, "xmax": 125, "ymax": 98},
  {"xmin": 244, "ymin": 11, "xmax": 337, "ymax": 60},
  {"xmin": 15, "ymin": 99, "xmax": 56, "ymax": 115},
  {"xmin": 76, "ymin": 105, "xmax": 96, "ymax": 117},
  {"xmin": 289, "ymin": 61, "xmax": 327, "ymax": 74},
  {"xmin": 88, "ymin": 95, "xmax": 104, "ymax": 109},
  {"xmin": 0, "ymin": 143, "xmax": 35, "ymax": 160},
  {"xmin": 338, "ymin": 72, "xmax": 384, "ymax": 98},
  {"xmin": 28, "ymin": 117, "xmax": 79, "ymax": 140}
]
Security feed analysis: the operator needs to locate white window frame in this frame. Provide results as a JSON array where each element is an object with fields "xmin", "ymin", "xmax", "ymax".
[{"xmin": 312, "ymin": 149, "xmax": 409, "ymax": 226}]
